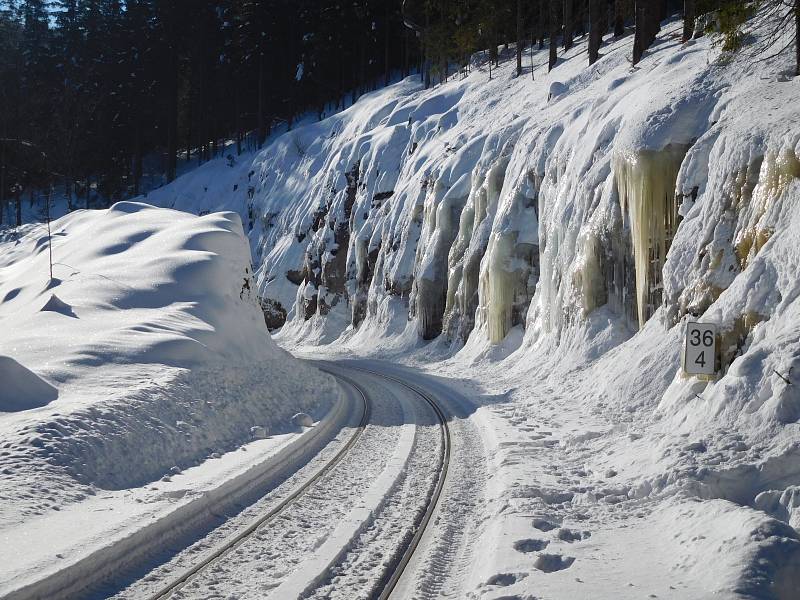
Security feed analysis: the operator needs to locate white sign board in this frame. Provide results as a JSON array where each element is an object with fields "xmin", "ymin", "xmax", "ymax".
[{"xmin": 684, "ymin": 321, "xmax": 717, "ymax": 375}]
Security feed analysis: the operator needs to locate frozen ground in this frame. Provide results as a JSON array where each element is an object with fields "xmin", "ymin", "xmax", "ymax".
[
  {"xmin": 2, "ymin": 8, "xmax": 800, "ymax": 600},
  {"xmin": 0, "ymin": 203, "xmax": 340, "ymax": 597},
  {"xmin": 269, "ymin": 12, "xmax": 800, "ymax": 600}
]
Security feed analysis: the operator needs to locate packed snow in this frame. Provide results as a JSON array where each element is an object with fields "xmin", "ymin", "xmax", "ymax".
[
  {"xmin": 2, "ymin": 7, "xmax": 799, "ymax": 600},
  {"xmin": 0, "ymin": 202, "xmax": 340, "ymax": 596},
  {"xmin": 133, "ymin": 10, "xmax": 800, "ymax": 598}
]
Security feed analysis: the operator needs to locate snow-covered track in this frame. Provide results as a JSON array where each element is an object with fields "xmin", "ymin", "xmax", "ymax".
[
  {"xmin": 343, "ymin": 366, "xmax": 452, "ymax": 600},
  {"xmin": 3, "ymin": 371, "xmax": 358, "ymax": 600},
  {"xmin": 144, "ymin": 368, "xmax": 370, "ymax": 600}
]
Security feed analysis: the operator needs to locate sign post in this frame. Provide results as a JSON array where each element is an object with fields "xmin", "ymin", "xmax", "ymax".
[{"xmin": 684, "ymin": 321, "xmax": 717, "ymax": 375}]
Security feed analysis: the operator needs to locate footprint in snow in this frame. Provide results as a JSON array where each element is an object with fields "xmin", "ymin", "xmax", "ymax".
[
  {"xmin": 557, "ymin": 528, "xmax": 590, "ymax": 542},
  {"xmin": 513, "ymin": 538, "xmax": 549, "ymax": 553},
  {"xmin": 486, "ymin": 572, "xmax": 527, "ymax": 587},
  {"xmin": 532, "ymin": 517, "xmax": 558, "ymax": 531},
  {"xmin": 534, "ymin": 553, "xmax": 575, "ymax": 573}
]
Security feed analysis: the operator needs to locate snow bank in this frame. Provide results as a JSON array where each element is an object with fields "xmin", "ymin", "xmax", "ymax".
[
  {"xmin": 140, "ymin": 10, "xmax": 800, "ymax": 598},
  {"xmin": 0, "ymin": 355, "xmax": 58, "ymax": 411},
  {"xmin": 0, "ymin": 202, "xmax": 337, "ymax": 520}
]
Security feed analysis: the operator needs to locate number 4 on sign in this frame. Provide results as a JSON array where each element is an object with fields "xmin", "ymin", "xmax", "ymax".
[{"xmin": 684, "ymin": 321, "xmax": 717, "ymax": 375}]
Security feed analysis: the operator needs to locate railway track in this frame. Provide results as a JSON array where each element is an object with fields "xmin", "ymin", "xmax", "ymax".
[
  {"xmin": 146, "ymin": 364, "xmax": 451, "ymax": 600},
  {"xmin": 145, "ymin": 368, "xmax": 370, "ymax": 600},
  {"xmin": 347, "ymin": 366, "xmax": 452, "ymax": 600}
]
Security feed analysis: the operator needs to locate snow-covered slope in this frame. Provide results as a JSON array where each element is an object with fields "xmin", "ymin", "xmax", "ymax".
[
  {"xmin": 141, "ymin": 14, "xmax": 800, "ymax": 598},
  {"xmin": 0, "ymin": 202, "xmax": 337, "ymax": 523}
]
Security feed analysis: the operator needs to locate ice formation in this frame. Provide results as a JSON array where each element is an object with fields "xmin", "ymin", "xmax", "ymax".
[
  {"xmin": 443, "ymin": 160, "xmax": 505, "ymax": 342},
  {"xmin": 133, "ymin": 13, "xmax": 800, "ymax": 596},
  {"xmin": 613, "ymin": 146, "xmax": 686, "ymax": 329},
  {"xmin": 134, "ymin": 18, "xmax": 798, "ymax": 388},
  {"xmin": 411, "ymin": 177, "xmax": 467, "ymax": 339},
  {"xmin": 734, "ymin": 146, "xmax": 800, "ymax": 269}
]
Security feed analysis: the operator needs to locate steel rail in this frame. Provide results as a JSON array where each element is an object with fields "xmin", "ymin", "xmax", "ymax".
[
  {"xmin": 146, "ymin": 368, "xmax": 370, "ymax": 600},
  {"xmin": 344, "ymin": 366, "xmax": 451, "ymax": 600}
]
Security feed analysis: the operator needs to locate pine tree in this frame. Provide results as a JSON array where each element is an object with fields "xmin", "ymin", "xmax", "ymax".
[
  {"xmin": 549, "ymin": 0, "xmax": 559, "ymax": 70},
  {"xmin": 0, "ymin": 3, "xmax": 22, "ymax": 225},
  {"xmin": 589, "ymin": 0, "xmax": 602, "ymax": 63},
  {"xmin": 682, "ymin": 0, "xmax": 695, "ymax": 41}
]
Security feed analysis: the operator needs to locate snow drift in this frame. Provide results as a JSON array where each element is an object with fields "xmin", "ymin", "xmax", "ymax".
[
  {"xmin": 0, "ymin": 202, "xmax": 337, "ymax": 519},
  {"xmin": 0, "ymin": 355, "xmax": 58, "ymax": 412}
]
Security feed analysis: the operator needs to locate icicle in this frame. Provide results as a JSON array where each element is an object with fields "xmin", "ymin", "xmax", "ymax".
[
  {"xmin": 578, "ymin": 231, "xmax": 606, "ymax": 316},
  {"xmin": 412, "ymin": 175, "xmax": 469, "ymax": 339},
  {"xmin": 613, "ymin": 145, "xmax": 687, "ymax": 329},
  {"xmin": 474, "ymin": 160, "xmax": 538, "ymax": 344},
  {"xmin": 734, "ymin": 147, "xmax": 800, "ymax": 268},
  {"xmin": 443, "ymin": 159, "xmax": 512, "ymax": 342},
  {"xmin": 481, "ymin": 232, "xmax": 517, "ymax": 343}
]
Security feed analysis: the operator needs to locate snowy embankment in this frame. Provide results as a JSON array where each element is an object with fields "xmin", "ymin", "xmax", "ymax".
[
  {"xmin": 0, "ymin": 202, "xmax": 340, "ymax": 596},
  {"xmin": 145, "ymin": 13, "xmax": 800, "ymax": 599}
]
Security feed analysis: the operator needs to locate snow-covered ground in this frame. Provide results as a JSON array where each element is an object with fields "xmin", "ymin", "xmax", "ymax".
[
  {"xmin": 0, "ymin": 202, "xmax": 340, "ymax": 597},
  {"xmin": 2, "ymin": 9, "xmax": 800, "ymax": 600},
  {"xmin": 132, "ymin": 11, "xmax": 800, "ymax": 599}
]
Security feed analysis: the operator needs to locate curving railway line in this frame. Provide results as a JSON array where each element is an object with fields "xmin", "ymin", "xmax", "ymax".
[{"xmin": 119, "ymin": 362, "xmax": 454, "ymax": 600}]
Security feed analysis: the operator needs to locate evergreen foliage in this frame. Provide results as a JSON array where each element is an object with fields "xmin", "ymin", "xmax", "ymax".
[{"xmin": 0, "ymin": 0, "xmax": 796, "ymax": 222}]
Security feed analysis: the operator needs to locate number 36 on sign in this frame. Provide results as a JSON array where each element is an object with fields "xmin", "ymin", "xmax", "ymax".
[{"xmin": 683, "ymin": 321, "xmax": 717, "ymax": 375}]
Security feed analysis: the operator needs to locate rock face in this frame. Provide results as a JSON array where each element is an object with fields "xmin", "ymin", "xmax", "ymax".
[{"xmin": 242, "ymin": 40, "xmax": 799, "ymax": 369}]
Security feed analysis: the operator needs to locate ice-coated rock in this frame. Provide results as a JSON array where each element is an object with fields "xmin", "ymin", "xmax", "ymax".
[
  {"xmin": 250, "ymin": 425, "xmax": 268, "ymax": 439},
  {"xmin": 292, "ymin": 412, "xmax": 314, "ymax": 428}
]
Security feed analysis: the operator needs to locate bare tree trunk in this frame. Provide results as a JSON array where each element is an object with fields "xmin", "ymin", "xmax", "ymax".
[
  {"xmin": 491, "ymin": 18, "xmax": 499, "ymax": 66},
  {"xmin": 575, "ymin": 0, "xmax": 587, "ymax": 36},
  {"xmin": 564, "ymin": 0, "xmax": 574, "ymax": 49},
  {"xmin": 385, "ymin": 0, "xmax": 391, "ymax": 86},
  {"xmin": 540, "ymin": 0, "xmax": 547, "ymax": 48},
  {"xmin": 16, "ymin": 186, "xmax": 22, "ymax": 226},
  {"xmin": 166, "ymin": 48, "xmax": 178, "ymax": 183},
  {"xmin": 424, "ymin": 8, "xmax": 431, "ymax": 88},
  {"xmin": 359, "ymin": 38, "xmax": 366, "ymax": 95},
  {"xmin": 601, "ymin": 0, "xmax": 610, "ymax": 34},
  {"xmin": 649, "ymin": 0, "xmax": 661, "ymax": 45},
  {"xmin": 550, "ymin": 0, "xmax": 559, "ymax": 70},
  {"xmin": 0, "ymin": 135, "xmax": 5, "ymax": 226},
  {"xmin": 65, "ymin": 176, "xmax": 72, "ymax": 210},
  {"xmin": 186, "ymin": 100, "xmax": 192, "ymax": 162},
  {"xmin": 796, "ymin": 0, "xmax": 799, "ymax": 76},
  {"xmin": 589, "ymin": 0, "xmax": 602, "ymax": 64},
  {"xmin": 403, "ymin": 28, "xmax": 409, "ymax": 77},
  {"xmin": 682, "ymin": 0, "xmax": 695, "ymax": 41},
  {"xmin": 614, "ymin": 0, "xmax": 626, "ymax": 37},
  {"xmin": 235, "ymin": 80, "xmax": 242, "ymax": 155},
  {"xmin": 46, "ymin": 183, "xmax": 52, "ymax": 283},
  {"xmin": 257, "ymin": 52, "xmax": 266, "ymax": 148},
  {"xmin": 633, "ymin": 0, "xmax": 645, "ymax": 63},
  {"xmin": 517, "ymin": 0, "xmax": 524, "ymax": 76}
]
